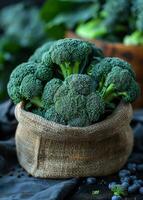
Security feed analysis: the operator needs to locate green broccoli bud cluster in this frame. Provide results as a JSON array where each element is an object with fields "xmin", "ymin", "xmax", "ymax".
[
  {"xmin": 43, "ymin": 74, "xmax": 105, "ymax": 127},
  {"xmin": 7, "ymin": 38, "xmax": 140, "ymax": 127},
  {"xmin": 90, "ymin": 57, "xmax": 140, "ymax": 103}
]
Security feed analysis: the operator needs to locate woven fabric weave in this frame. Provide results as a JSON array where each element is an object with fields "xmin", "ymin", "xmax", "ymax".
[{"xmin": 15, "ymin": 102, "xmax": 133, "ymax": 178}]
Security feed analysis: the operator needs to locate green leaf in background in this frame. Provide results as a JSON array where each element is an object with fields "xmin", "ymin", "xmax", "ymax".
[
  {"xmin": 40, "ymin": 0, "xmax": 75, "ymax": 22},
  {"xmin": 46, "ymin": 4, "xmax": 100, "ymax": 29},
  {"xmin": 40, "ymin": 0, "xmax": 101, "ymax": 39},
  {"xmin": 76, "ymin": 19, "xmax": 107, "ymax": 39},
  {"xmin": 124, "ymin": 31, "xmax": 143, "ymax": 45},
  {"xmin": 45, "ymin": 24, "xmax": 66, "ymax": 39}
]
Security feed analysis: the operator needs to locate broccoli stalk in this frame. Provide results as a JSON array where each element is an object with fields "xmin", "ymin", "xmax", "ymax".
[
  {"xmin": 60, "ymin": 61, "xmax": 80, "ymax": 78},
  {"xmin": 101, "ymin": 83, "xmax": 128, "ymax": 103}
]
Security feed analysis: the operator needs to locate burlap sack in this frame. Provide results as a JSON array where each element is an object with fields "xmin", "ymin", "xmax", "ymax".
[{"xmin": 15, "ymin": 102, "xmax": 133, "ymax": 178}]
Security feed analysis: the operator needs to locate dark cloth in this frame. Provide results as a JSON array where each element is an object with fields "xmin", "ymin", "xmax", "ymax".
[{"xmin": 0, "ymin": 100, "xmax": 143, "ymax": 200}]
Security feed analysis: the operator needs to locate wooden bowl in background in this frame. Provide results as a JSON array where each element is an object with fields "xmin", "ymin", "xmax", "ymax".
[{"xmin": 67, "ymin": 31, "xmax": 143, "ymax": 109}]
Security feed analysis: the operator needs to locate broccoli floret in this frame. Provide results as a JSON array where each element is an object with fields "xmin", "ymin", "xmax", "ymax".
[
  {"xmin": 101, "ymin": 67, "xmax": 137, "ymax": 102},
  {"xmin": 48, "ymin": 38, "xmax": 93, "ymax": 78},
  {"xmin": 42, "ymin": 78, "xmax": 63, "ymax": 109},
  {"xmin": 44, "ymin": 106, "xmax": 66, "ymax": 125},
  {"xmin": 53, "ymin": 83, "xmax": 69, "ymax": 103},
  {"xmin": 32, "ymin": 107, "xmax": 45, "ymax": 117},
  {"xmin": 91, "ymin": 57, "xmax": 136, "ymax": 81},
  {"xmin": 7, "ymin": 62, "xmax": 47, "ymax": 104},
  {"xmin": 55, "ymin": 92, "xmax": 86, "ymax": 121},
  {"xmin": 10, "ymin": 62, "xmax": 36, "ymax": 82},
  {"xmin": 122, "ymin": 80, "xmax": 141, "ymax": 103},
  {"xmin": 90, "ymin": 57, "xmax": 140, "ymax": 103},
  {"xmin": 29, "ymin": 41, "xmax": 54, "ymax": 63},
  {"xmin": 26, "ymin": 74, "xmax": 103, "ymax": 126},
  {"xmin": 19, "ymin": 74, "xmax": 43, "ymax": 100},
  {"xmin": 86, "ymin": 92, "xmax": 105, "ymax": 122},
  {"xmin": 65, "ymin": 74, "xmax": 98, "ymax": 96},
  {"xmin": 7, "ymin": 62, "xmax": 36, "ymax": 103},
  {"xmin": 35, "ymin": 63, "xmax": 53, "ymax": 82},
  {"xmin": 29, "ymin": 42, "xmax": 54, "ymax": 82},
  {"xmin": 53, "ymin": 74, "xmax": 105, "ymax": 126},
  {"xmin": 68, "ymin": 111, "xmax": 90, "ymax": 127}
]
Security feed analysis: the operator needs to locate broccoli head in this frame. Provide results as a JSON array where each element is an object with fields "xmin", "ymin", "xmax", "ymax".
[
  {"xmin": 44, "ymin": 38, "xmax": 102, "ymax": 78},
  {"xmin": 90, "ymin": 57, "xmax": 140, "ymax": 103},
  {"xmin": 38, "ymin": 74, "xmax": 105, "ymax": 127},
  {"xmin": 42, "ymin": 78, "xmax": 63, "ymax": 109},
  {"xmin": 7, "ymin": 38, "xmax": 140, "ymax": 128},
  {"xmin": 28, "ymin": 41, "xmax": 54, "ymax": 63},
  {"xmin": 91, "ymin": 57, "xmax": 136, "ymax": 81},
  {"xmin": 7, "ymin": 61, "xmax": 53, "ymax": 104},
  {"xmin": 44, "ymin": 106, "xmax": 66, "ymax": 125},
  {"xmin": 19, "ymin": 74, "xmax": 43, "ymax": 100}
]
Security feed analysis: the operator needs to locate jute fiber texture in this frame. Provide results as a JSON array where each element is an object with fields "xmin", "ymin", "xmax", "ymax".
[{"xmin": 15, "ymin": 102, "xmax": 133, "ymax": 178}]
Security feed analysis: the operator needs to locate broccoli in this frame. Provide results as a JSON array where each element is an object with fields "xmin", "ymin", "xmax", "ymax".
[
  {"xmin": 41, "ymin": 74, "xmax": 104, "ymax": 127},
  {"xmin": 64, "ymin": 74, "xmax": 98, "ymax": 95},
  {"xmin": 19, "ymin": 74, "xmax": 43, "ymax": 100},
  {"xmin": 122, "ymin": 80, "xmax": 141, "ymax": 103},
  {"xmin": 31, "ymin": 107, "xmax": 46, "ymax": 118},
  {"xmin": 7, "ymin": 62, "xmax": 37, "ymax": 103},
  {"xmin": 68, "ymin": 111, "xmax": 90, "ymax": 127},
  {"xmin": 7, "ymin": 61, "xmax": 53, "ymax": 104},
  {"xmin": 44, "ymin": 106, "xmax": 66, "ymax": 125},
  {"xmin": 42, "ymin": 78, "xmax": 63, "ymax": 109},
  {"xmin": 86, "ymin": 92, "xmax": 105, "ymax": 122},
  {"xmin": 47, "ymin": 38, "xmax": 94, "ymax": 78},
  {"xmin": 54, "ymin": 74, "xmax": 105, "ymax": 126},
  {"xmin": 28, "ymin": 41, "xmax": 54, "ymax": 63},
  {"xmin": 91, "ymin": 57, "xmax": 136, "ymax": 81},
  {"xmin": 41, "ymin": 38, "xmax": 103, "ymax": 79},
  {"xmin": 90, "ymin": 57, "xmax": 140, "ymax": 103},
  {"xmin": 7, "ymin": 38, "xmax": 140, "ymax": 127}
]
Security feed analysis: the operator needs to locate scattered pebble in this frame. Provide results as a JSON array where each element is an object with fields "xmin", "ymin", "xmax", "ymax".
[
  {"xmin": 136, "ymin": 179, "xmax": 143, "ymax": 186},
  {"xmin": 119, "ymin": 169, "xmax": 131, "ymax": 178},
  {"xmin": 121, "ymin": 182, "xmax": 129, "ymax": 190},
  {"xmin": 111, "ymin": 195, "xmax": 122, "ymax": 200},
  {"xmin": 86, "ymin": 177, "xmax": 97, "ymax": 185},
  {"xmin": 128, "ymin": 183, "xmax": 140, "ymax": 193},
  {"xmin": 127, "ymin": 163, "xmax": 137, "ymax": 173},
  {"xmin": 120, "ymin": 177, "xmax": 130, "ymax": 184}
]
